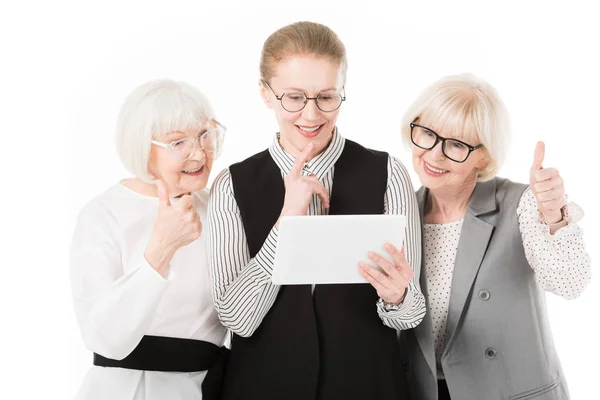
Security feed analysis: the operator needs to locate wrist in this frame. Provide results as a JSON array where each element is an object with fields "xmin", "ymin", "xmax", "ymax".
[
  {"xmin": 381, "ymin": 288, "xmax": 408, "ymax": 309},
  {"xmin": 277, "ymin": 208, "xmax": 298, "ymax": 228},
  {"xmin": 144, "ymin": 242, "xmax": 175, "ymax": 274},
  {"xmin": 540, "ymin": 204, "xmax": 570, "ymax": 226}
]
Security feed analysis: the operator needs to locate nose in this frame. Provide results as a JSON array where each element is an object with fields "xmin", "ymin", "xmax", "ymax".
[
  {"xmin": 301, "ymin": 98, "xmax": 321, "ymax": 121},
  {"xmin": 187, "ymin": 139, "xmax": 207, "ymax": 162},
  {"xmin": 429, "ymin": 141, "xmax": 446, "ymax": 160}
]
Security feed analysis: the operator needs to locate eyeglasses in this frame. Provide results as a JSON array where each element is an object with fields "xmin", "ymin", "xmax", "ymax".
[
  {"xmin": 262, "ymin": 80, "xmax": 346, "ymax": 113},
  {"xmin": 410, "ymin": 122, "xmax": 483, "ymax": 163},
  {"xmin": 151, "ymin": 119, "xmax": 226, "ymax": 162}
]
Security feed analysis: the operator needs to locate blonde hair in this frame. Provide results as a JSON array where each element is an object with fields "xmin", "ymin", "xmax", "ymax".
[
  {"xmin": 115, "ymin": 79, "xmax": 214, "ymax": 183},
  {"xmin": 401, "ymin": 73, "xmax": 510, "ymax": 182},
  {"xmin": 260, "ymin": 21, "xmax": 348, "ymax": 83}
]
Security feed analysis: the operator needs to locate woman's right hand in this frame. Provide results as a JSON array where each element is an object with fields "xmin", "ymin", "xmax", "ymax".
[
  {"xmin": 277, "ymin": 143, "xmax": 330, "ymax": 228},
  {"xmin": 144, "ymin": 180, "xmax": 202, "ymax": 274}
]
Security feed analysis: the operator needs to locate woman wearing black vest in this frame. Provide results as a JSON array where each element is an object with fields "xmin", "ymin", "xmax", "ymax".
[{"xmin": 207, "ymin": 21, "xmax": 425, "ymax": 400}]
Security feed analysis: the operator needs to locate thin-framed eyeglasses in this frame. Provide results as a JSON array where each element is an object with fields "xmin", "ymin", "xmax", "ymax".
[
  {"xmin": 262, "ymin": 79, "xmax": 346, "ymax": 113},
  {"xmin": 151, "ymin": 119, "xmax": 226, "ymax": 162},
  {"xmin": 410, "ymin": 122, "xmax": 483, "ymax": 163}
]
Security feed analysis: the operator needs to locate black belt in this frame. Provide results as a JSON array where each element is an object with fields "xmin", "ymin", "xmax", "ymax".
[{"xmin": 93, "ymin": 335, "xmax": 224, "ymax": 372}]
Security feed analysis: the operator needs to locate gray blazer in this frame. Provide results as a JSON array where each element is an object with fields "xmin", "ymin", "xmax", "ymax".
[{"xmin": 400, "ymin": 177, "xmax": 570, "ymax": 400}]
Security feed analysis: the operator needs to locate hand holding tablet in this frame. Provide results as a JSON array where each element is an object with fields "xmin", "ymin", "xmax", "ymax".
[{"xmin": 359, "ymin": 243, "xmax": 414, "ymax": 305}]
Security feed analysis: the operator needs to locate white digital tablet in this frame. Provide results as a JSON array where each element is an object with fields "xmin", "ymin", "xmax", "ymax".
[{"xmin": 272, "ymin": 214, "xmax": 407, "ymax": 285}]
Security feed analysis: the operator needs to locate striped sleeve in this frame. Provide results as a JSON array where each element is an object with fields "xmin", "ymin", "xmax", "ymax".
[
  {"xmin": 207, "ymin": 168, "xmax": 281, "ymax": 337},
  {"xmin": 378, "ymin": 156, "xmax": 426, "ymax": 330}
]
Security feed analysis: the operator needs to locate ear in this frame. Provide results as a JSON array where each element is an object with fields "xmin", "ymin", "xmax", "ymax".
[
  {"xmin": 259, "ymin": 79, "xmax": 274, "ymax": 109},
  {"xmin": 475, "ymin": 154, "xmax": 490, "ymax": 170}
]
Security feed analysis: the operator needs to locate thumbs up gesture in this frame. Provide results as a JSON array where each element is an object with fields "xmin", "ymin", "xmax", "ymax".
[
  {"xmin": 144, "ymin": 179, "xmax": 203, "ymax": 274},
  {"xmin": 529, "ymin": 141, "xmax": 565, "ymax": 224}
]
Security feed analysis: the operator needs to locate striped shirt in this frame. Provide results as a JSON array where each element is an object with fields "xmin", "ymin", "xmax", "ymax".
[{"xmin": 207, "ymin": 130, "xmax": 425, "ymax": 337}]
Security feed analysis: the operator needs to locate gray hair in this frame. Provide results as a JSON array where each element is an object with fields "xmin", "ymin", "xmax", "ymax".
[
  {"xmin": 401, "ymin": 73, "xmax": 510, "ymax": 181},
  {"xmin": 115, "ymin": 79, "xmax": 214, "ymax": 183}
]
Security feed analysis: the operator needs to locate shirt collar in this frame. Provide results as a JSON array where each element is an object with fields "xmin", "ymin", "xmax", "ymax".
[{"xmin": 268, "ymin": 127, "xmax": 346, "ymax": 179}]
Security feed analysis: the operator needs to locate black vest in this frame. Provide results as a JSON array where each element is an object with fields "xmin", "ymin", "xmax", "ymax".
[{"xmin": 224, "ymin": 139, "xmax": 409, "ymax": 400}]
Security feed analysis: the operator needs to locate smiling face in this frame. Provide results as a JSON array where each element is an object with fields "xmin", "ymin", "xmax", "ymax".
[
  {"xmin": 260, "ymin": 54, "xmax": 345, "ymax": 158},
  {"xmin": 149, "ymin": 126, "xmax": 215, "ymax": 197},
  {"xmin": 411, "ymin": 120, "xmax": 488, "ymax": 191}
]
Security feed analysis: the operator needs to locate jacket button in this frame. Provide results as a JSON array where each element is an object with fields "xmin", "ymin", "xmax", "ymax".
[
  {"xmin": 485, "ymin": 348, "xmax": 497, "ymax": 359},
  {"xmin": 401, "ymin": 360, "xmax": 409, "ymax": 371},
  {"xmin": 478, "ymin": 289, "xmax": 491, "ymax": 301}
]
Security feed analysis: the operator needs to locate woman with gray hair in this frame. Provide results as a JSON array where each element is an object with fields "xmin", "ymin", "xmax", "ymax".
[
  {"xmin": 389, "ymin": 74, "xmax": 591, "ymax": 400},
  {"xmin": 70, "ymin": 79, "xmax": 227, "ymax": 400}
]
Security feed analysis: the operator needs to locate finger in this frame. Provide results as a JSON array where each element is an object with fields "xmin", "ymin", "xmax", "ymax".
[
  {"xmin": 192, "ymin": 215, "xmax": 203, "ymax": 239},
  {"xmin": 368, "ymin": 251, "xmax": 402, "ymax": 280},
  {"xmin": 540, "ymin": 198, "xmax": 565, "ymax": 211},
  {"xmin": 176, "ymin": 194, "xmax": 195, "ymax": 211},
  {"xmin": 531, "ymin": 141, "xmax": 545, "ymax": 172},
  {"xmin": 533, "ymin": 176, "xmax": 563, "ymax": 194},
  {"xmin": 535, "ymin": 188, "xmax": 564, "ymax": 203},
  {"xmin": 305, "ymin": 178, "xmax": 330, "ymax": 207},
  {"xmin": 384, "ymin": 243, "xmax": 414, "ymax": 280},
  {"xmin": 304, "ymin": 176, "xmax": 330, "ymax": 203},
  {"xmin": 359, "ymin": 262, "xmax": 392, "ymax": 290},
  {"xmin": 384, "ymin": 243, "xmax": 406, "ymax": 267},
  {"xmin": 534, "ymin": 168, "xmax": 559, "ymax": 183},
  {"xmin": 359, "ymin": 264, "xmax": 391, "ymax": 295},
  {"xmin": 290, "ymin": 143, "xmax": 314, "ymax": 177},
  {"xmin": 156, "ymin": 180, "xmax": 171, "ymax": 208}
]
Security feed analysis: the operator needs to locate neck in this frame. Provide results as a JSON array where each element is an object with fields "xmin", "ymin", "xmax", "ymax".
[{"xmin": 425, "ymin": 175, "xmax": 478, "ymax": 223}]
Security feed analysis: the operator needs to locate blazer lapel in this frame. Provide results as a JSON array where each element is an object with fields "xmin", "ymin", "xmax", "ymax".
[
  {"xmin": 442, "ymin": 179, "xmax": 497, "ymax": 357},
  {"xmin": 413, "ymin": 186, "xmax": 437, "ymax": 376}
]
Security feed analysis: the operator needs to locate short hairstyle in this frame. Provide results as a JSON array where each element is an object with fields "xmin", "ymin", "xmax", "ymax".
[
  {"xmin": 115, "ymin": 79, "xmax": 214, "ymax": 183},
  {"xmin": 401, "ymin": 73, "xmax": 510, "ymax": 181},
  {"xmin": 260, "ymin": 21, "xmax": 348, "ymax": 85}
]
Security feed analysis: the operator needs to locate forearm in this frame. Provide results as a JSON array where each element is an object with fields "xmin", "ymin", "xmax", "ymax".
[{"xmin": 73, "ymin": 260, "xmax": 170, "ymax": 359}]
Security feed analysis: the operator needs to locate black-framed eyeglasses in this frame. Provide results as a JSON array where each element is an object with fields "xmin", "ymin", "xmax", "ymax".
[
  {"xmin": 262, "ymin": 79, "xmax": 346, "ymax": 113},
  {"xmin": 410, "ymin": 122, "xmax": 484, "ymax": 163}
]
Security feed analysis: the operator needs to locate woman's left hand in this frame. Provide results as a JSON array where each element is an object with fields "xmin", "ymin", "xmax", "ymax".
[
  {"xmin": 359, "ymin": 244, "xmax": 414, "ymax": 305},
  {"xmin": 530, "ymin": 141, "xmax": 566, "ymax": 224}
]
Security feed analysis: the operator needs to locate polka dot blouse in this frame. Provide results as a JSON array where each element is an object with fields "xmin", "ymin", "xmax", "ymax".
[{"xmin": 424, "ymin": 187, "xmax": 591, "ymax": 379}]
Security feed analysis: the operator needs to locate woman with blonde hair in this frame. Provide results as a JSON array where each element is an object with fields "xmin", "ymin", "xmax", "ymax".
[
  {"xmin": 208, "ymin": 21, "xmax": 424, "ymax": 400},
  {"xmin": 396, "ymin": 73, "xmax": 591, "ymax": 400},
  {"xmin": 70, "ymin": 79, "xmax": 228, "ymax": 400}
]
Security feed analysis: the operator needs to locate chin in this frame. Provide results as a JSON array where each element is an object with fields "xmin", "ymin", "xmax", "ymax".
[{"xmin": 180, "ymin": 176, "xmax": 209, "ymax": 192}]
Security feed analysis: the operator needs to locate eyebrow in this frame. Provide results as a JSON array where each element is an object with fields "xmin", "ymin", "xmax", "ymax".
[
  {"xmin": 283, "ymin": 86, "xmax": 339, "ymax": 92},
  {"xmin": 163, "ymin": 128, "xmax": 208, "ymax": 139}
]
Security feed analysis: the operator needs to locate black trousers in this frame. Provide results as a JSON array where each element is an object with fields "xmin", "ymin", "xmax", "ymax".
[{"xmin": 438, "ymin": 379, "xmax": 451, "ymax": 400}]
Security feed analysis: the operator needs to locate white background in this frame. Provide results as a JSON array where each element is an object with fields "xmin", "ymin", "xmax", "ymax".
[{"xmin": 1, "ymin": 0, "xmax": 598, "ymax": 398}]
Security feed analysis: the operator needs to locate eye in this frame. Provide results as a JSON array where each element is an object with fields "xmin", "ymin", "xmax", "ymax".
[
  {"xmin": 170, "ymin": 139, "xmax": 187, "ymax": 148},
  {"xmin": 286, "ymin": 93, "xmax": 305, "ymax": 101},
  {"xmin": 319, "ymin": 95, "xmax": 334, "ymax": 101},
  {"xmin": 451, "ymin": 141, "xmax": 466, "ymax": 149}
]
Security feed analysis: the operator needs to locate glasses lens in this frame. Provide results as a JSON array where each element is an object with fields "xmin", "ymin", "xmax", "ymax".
[
  {"xmin": 281, "ymin": 92, "xmax": 307, "ymax": 112},
  {"xmin": 443, "ymin": 140, "xmax": 470, "ymax": 162},
  {"xmin": 412, "ymin": 126, "xmax": 438, "ymax": 149},
  {"xmin": 316, "ymin": 92, "xmax": 343, "ymax": 112},
  {"xmin": 169, "ymin": 138, "xmax": 195, "ymax": 161},
  {"xmin": 201, "ymin": 126, "xmax": 224, "ymax": 153}
]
